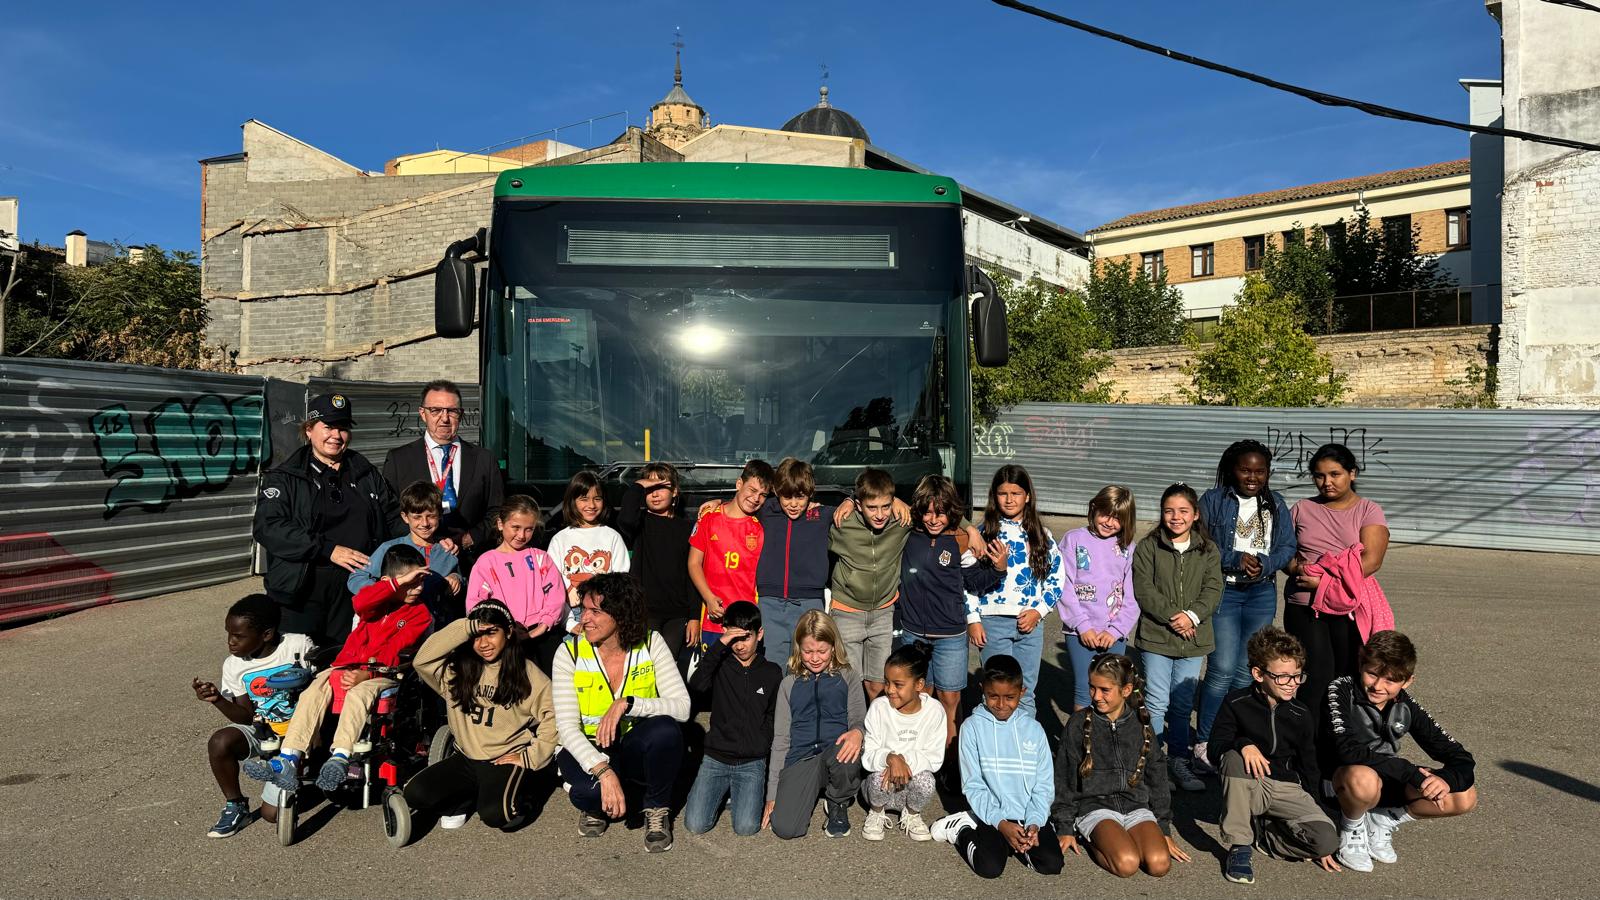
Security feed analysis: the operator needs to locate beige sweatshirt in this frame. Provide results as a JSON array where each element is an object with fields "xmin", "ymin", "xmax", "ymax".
[{"xmin": 414, "ymin": 618, "xmax": 557, "ymax": 769}]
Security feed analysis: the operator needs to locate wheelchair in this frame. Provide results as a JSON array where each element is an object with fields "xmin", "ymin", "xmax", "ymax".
[{"xmin": 268, "ymin": 661, "xmax": 448, "ymax": 848}]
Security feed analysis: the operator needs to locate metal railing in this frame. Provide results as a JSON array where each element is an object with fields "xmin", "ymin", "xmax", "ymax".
[{"xmin": 1185, "ymin": 284, "xmax": 1497, "ymax": 338}]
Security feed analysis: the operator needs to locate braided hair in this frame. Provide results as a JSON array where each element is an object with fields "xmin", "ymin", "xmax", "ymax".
[
  {"xmin": 1215, "ymin": 440, "xmax": 1278, "ymax": 547},
  {"xmin": 1078, "ymin": 653, "xmax": 1156, "ymax": 788}
]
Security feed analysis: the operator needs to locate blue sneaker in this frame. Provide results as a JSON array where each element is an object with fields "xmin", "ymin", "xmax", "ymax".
[
  {"xmin": 242, "ymin": 753, "xmax": 301, "ymax": 793},
  {"xmin": 315, "ymin": 754, "xmax": 350, "ymax": 792},
  {"xmin": 206, "ymin": 799, "xmax": 252, "ymax": 838},
  {"xmin": 824, "ymin": 800, "xmax": 851, "ymax": 838},
  {"xmin": 1224, "ymin": 844, "xmax": 1255, "ymax": 884}
]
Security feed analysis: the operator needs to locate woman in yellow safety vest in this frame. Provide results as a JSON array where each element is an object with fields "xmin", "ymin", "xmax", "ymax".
[{"xmin": 553, "ymin": 572, "xmax": 691, "ymax": 854}]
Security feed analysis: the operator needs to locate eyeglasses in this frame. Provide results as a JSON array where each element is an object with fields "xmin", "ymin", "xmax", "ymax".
[
  {"xmin": 420, "ymin": 407, "xmax": 464, "ymax": 418},
  {"xmin": 1263, "ymin": 671, "xmax": 1307, "ymax": 686}
]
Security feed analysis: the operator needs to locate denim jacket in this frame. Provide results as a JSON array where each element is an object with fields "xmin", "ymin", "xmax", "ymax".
[{"xmin": 1199, "ymin": 487, "xmax": 1296, "ymax": 585}]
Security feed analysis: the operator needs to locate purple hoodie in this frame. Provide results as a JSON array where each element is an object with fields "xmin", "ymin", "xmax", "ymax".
[{"xmin": 1057, "ymin": 527, "xmax": 1139, "ymax": 638}]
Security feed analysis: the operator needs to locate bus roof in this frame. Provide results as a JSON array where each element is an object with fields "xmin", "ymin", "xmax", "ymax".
[{"xmin": 493, "ymin": 162, "xmax": 962, "ymax": 206}]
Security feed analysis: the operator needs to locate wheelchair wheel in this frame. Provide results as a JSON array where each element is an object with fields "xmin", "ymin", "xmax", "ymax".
[
  {"xmin": 427, "ymin": 724, "xmax": 458, "ymax": 767},
  {"xmin": 276, "ymin": 792, "xmax": 297, "ymax": 847},
  {"xmin": 383, "ymin": 787, "xmax": 412, "ymax": 849}
]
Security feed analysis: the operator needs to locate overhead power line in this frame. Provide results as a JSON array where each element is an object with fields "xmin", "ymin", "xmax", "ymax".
[
  {"xmin": 988, "ymin": 0, "xmax": 1600, "ymax": 154},
  {"xmin": 1539, "ymin": 0, "xmax": 1600, "ymax": 14}
]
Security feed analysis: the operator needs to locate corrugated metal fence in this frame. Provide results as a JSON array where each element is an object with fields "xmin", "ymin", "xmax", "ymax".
[
  {"xmin": 0, "ymin": 360, "xmax": 483, "ymax": 625},
  {"xmin": 975, "ymin": 403, "xmax": 1600, "ymax": 555}
]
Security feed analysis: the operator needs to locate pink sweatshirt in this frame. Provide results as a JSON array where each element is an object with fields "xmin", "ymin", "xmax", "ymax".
[
  {"xmin": 467, "ymin": 547, "xmax": 568, "ymax": 630},
  {"xmin": 1307, "ymin": 544, "xmax": 1395, "ymax": 642}
]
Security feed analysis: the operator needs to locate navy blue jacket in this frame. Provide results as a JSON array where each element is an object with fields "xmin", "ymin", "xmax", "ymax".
[
  {"xmin": 1199, "ymin": 487, "xmax": 1296, "ymax": 585},
  {"xmin": 755, "ymin": 499, "xmax": 832, "ymax": 600},
  {"xmin": 898, "ymin": 531, "xmax": 1005, "ymax": 637}
]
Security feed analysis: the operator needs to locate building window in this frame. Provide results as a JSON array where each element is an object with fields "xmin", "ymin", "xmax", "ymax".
[
  {"xmin": 1322, "ymin": 223, "xmax": 1343, "ymax": 247},
  {"xmin": 1447, "ymin": 207, "xmax": 1471, "ymax": 248},
  {"xmin": 1191, "ymin": 243, "xmax": 1214, "ymax": 277},
  {"xmin": 1383, "ymin": 214, "xmax": 1413, "ymax": 248},
  {"xmin": 1281, "ymin": 228, "xmax": 1303, "ymax": 248},
  {"xmin": 1141, "ymin": 250, "xmax": 1165, "ymax": 279},
  {"xmin": 1244, "ymin": 235, "xmax": 1266, "ymax": 270}
]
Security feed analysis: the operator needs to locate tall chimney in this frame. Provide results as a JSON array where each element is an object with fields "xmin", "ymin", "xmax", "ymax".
[{"xmin": 65, "ymin": 230, "xmax": 88, "ymax": 267}]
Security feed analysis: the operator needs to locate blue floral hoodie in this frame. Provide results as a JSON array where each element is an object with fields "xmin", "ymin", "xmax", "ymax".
[{"xmin": 964, "ymin": 518, "xmax": 1065, "ymax": 623}]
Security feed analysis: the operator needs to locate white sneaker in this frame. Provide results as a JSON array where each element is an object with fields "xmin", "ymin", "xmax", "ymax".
[
  {"xmin": 439, "ymin": 813, "xmax": 469, "ymax": 830},
  {"xmin": 1191, "ymin": 742, "xmax": 1216, "ymax": 776},
  {"xmin": 1338, "ymin": 820, "xmax": 1374, "ymax": 872},
  {"xmin": 901, "ymin": 812, "xmax": 932, "ymax": 841},
  {"xmin": 862, "ymin": 808, "xmax": 889, "ymax": 841},
  {"xmin": 1365, "ymin": 808, "xmax": 1403, "ymax": 864},
  {"xmin": 930, "ymin": 810, "xmax": 977, "ymax": 845},
  {"xmin": 1170, "ymin": 757, "xmax": 1205, "ymax": 792}
]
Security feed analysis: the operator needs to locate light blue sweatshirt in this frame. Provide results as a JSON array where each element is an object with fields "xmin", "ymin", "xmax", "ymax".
[{"xmin": 958, "ymin": 702, "xmax": 1054, "ymax": 828}]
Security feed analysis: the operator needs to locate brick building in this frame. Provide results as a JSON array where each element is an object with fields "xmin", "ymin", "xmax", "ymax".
[{"xmin": 1088, "ymin": 160, "xmax": 1475, "ymax": 326}]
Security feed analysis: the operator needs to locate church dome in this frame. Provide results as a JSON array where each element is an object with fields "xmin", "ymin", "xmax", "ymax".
[{"xmin": 780, "ymin": 86, "xmax": 870, "ymax": 142}]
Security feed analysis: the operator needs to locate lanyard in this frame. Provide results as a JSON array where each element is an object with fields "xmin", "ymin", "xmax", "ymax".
[{"xmin": 426, "ymin": 442, "xmax": 456, "ymax": 489}]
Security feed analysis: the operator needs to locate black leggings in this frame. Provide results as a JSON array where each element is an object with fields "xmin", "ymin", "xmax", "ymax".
[
  {"xmin": 954, "ymin": 818, "xmax": 1065, "ymax": 878},
  {"xmin": 1283, "ymin": 602, "xmax": 1362, "ymax": 771},
  {"xmin": 403, "ymin": 754, "xmax": 529, "ymax": 829}
]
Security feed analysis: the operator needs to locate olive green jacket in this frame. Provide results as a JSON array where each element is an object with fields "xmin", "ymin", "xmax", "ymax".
[{"xmin": 1131, "ymin": 530, "xmax": 1224, "ymax": 658}]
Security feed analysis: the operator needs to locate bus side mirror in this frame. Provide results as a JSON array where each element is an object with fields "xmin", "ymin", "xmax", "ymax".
[
  {"xmin": 435, "ymin": 230, "xmax": 484, "ymax": 339},
  {"xmin": 967, "ymin": 265, "xmax": 1008, "ymax": 367}
]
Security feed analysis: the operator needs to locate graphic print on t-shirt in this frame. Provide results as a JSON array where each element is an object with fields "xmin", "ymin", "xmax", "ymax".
[{"xmin": 558, "ymin": 545, "xmax": 615, "ymax": 583}]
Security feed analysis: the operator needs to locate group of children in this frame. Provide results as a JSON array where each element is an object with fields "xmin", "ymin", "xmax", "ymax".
[{"xmin": 193, "ymin": 452, "xmax": 1477, "ymax": 887}]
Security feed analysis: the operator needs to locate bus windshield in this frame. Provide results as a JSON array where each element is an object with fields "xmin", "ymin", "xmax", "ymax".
[{"xmin": 483, "ymin": 199, "xmax": 964, "ymax": 493}]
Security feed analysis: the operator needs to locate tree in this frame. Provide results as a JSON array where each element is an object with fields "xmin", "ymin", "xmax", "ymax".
[
  {"xmin": 1182, "ymin": 275, "xmax": 1347, "ymax": 407},
  {"xmin": 1260, "ymin": 226, "xmax": 1336, "ymax": 332},
  {"xmin": 972, "ymin": 274, "xmax": 1115, "ymax": 421},
  {"xmin": 1084, "ymin": 256, "xmax": 1188, "ymax": 348},
  {"xmin": 2, "ymin": 245, "xmax": 231, "ymax": 370}
]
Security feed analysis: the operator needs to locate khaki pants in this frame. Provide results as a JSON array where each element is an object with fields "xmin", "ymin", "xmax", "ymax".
[
  {"xmin": 1219, "ymin": 750, "xmax": 1339, "ymax": 859},
  {"xmin": 282, "ymin": 669, "xmax": 396, "ymax": 755}
]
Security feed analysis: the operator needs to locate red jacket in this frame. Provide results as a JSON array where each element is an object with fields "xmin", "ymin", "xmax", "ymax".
[{"xmin": 330, "ymin": 579, "xmax": 433, "ymax": 706}]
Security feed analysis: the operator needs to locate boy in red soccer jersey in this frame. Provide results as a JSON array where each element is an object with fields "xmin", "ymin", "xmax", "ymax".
[{"xmin": 687, "ymin": 460, "xmax": 776, "ymax": 646}]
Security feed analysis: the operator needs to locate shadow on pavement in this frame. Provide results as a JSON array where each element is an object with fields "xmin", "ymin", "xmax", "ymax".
[{"xmin": 1499, "ymin": 760, "xmax": 1600, "ymax": 803}]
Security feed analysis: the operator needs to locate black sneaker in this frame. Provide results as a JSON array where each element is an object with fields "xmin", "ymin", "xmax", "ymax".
[
  {"xmin": 578, "ymin": 810, "xmax": 609, "ymax": 837},
  {"xmin": 206, "ymin": 799, "xmax": 252, "ymax": 838},
  {"xmin": 643, "ymin": 807, "xmax": 673, "ymax": 853},
  {"xmin": 824, "ymin": 800, "xmax": 851, "ymax": 838},
  {"xmin": 1225, "ymin": 844, "xmax": 1256, "ymax": 884}
]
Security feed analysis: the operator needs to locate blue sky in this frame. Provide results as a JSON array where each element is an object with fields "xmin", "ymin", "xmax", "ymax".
[{"xmin": 1, "ymin": 1, "xmax": 1501, "ymax": 252}]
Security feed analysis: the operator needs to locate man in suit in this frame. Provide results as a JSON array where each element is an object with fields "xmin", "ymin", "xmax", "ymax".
[{"xmin": 382, "ymin": 380, "xmax": 505, "ymax": 561}]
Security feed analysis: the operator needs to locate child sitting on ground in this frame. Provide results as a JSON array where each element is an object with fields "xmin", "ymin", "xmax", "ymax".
[
  {"xmin": 765, "ymin": 610, "xmax": 866, "ymax": 839},
  {"xmin": 861, "ymin": 642, "xmax": 947, "ymax": 842},
  {"xmin": 683, "ymin": 601, "xmax": 783, "ymax": 837},
  {"xmin": 348, "ymin": 481, "xmax": 463, "ymax": 622},
  {"xmin": 1330, "ymin": 630, "xmax": 1477, "ymax": 873},
  {"xmin": 192, "ymin": 595, "xmax": 315, "ymax": 837},
  {"xmin": 931, "ymin": 655, "xmax": 1063, "ymax": 878},
  {"xmin": 1209, "ymin": 626, "xmax": 1339, "ymax": 884},
  {"xmin": 244, "ymin": 546, "xmax": 434, "ymax": 793},
  {"xmin": 1052, "ymin": 652, "xmax": 1188, "ymax": 879}
]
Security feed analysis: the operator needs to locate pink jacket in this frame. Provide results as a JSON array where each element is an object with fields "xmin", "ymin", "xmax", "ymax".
[
  {"xmin": 1306, "ymin": 544, "xmax": 1395, "ymax": 642},
  {"xmin": 467, "ymin": 547, "xmax": 569, "ymax": 631}
]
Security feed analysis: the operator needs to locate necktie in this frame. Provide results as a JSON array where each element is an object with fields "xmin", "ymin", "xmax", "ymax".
[{"xmin": 439, "ymin": 443, "xmax": 457, "ymax": 511}]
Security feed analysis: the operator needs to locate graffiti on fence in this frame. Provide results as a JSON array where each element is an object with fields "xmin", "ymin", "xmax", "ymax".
[
  {"xmin": 1023, "ymin": 415, "xmax": 1108, "ymax": 462},
  {"xmin": 90, "ymin": 394, "xmax": 264, "ymax": 516},
  {"xmin": 383, "ymin": 400, "xmax": 483, "ymax": 439},
  {"xmin": 0, "ymin": 382, "xmax": 85, "ymax": 488},
  {"xmin": 1266, "ymin": 426, "xmax": 1392, "ymax": 475},
  {"xmin": 1513, "ymin": 426, "xmax": 1600, "ymax": 525},
  {"xmin": 973, "ymin": 422, "xmax": 1014, "ymax": 460}
]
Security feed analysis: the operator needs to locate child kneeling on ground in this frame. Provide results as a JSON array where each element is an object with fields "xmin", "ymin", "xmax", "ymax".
[
  {"xmin": 1052, "ymin": 652, "xmax": 1189, "ymax": 878},
  {"xmin": 1209, "ymin": 626, "xmax": 1340, "ymax": 884},
  {"xmin": 931, "ymin": 656, "xmax": 1063, "ymax": 878},
  {"xmin": 683, "ymin": 601, "xmax": 783, "ymax": 836},
  {"xmin": 861, "ymin": 642, "xmax": 947, "ymax": 841},
  {"xmin": 765, "ymin": 610, "xmax": 866, "ymax": 839},
  {"xmin": 1330, "ymin": 630, "xmax": 1477, "ymax": 872},
  {"xmin": 244, "ymin": 546, "xmax": 434, "ymax": 793},
  {"xmin": 192, "ymin": 594, "xmax": 315, "ymax": 837}
]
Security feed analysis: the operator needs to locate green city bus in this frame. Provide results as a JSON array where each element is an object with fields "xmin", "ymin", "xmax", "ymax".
[{"xmin": 434, "ymin": 162, "xmax": 1006, "ymax": 507}]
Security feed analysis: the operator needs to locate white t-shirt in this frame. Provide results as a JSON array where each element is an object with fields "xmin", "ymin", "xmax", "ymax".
[
  {"xmin": 546, "ymin": 525, "xmax": 631, "ymax": 582},
  {"xmin": 861, "ymin": 694, "xmax": 948, "ymax": 776},
  {"xmin": 1229, "ymin": 495, "xmax": 1272, "ymax": 583},
  {"xmin": 1172, "ymin": 537, "xmax": 1191, "ymax": 553},
  {"xmin": 220, "ymin": 633, "xmax": 316, "ymax": 735}
]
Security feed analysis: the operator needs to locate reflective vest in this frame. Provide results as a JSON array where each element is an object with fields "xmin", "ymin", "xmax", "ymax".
[{"xmin": 566, "ymin": 636, "xmax": 658, "ymax": 741}]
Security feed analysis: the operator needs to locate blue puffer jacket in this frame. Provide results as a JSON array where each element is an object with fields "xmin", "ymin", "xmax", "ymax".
[{"xmin": 1199, "ymin": 487, "xmax": 1296, "ymax": 584}]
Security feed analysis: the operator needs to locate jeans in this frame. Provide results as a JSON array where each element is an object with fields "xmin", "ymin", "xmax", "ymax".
[
  {"xmin": 683, "ymin": 755, "xmax": 766, "ymax": 836},
  {"xmin": 978, "ymin": 614, "xmax": 1044, "ymax": 714},
  {"xmin": 833, "ymin": 603, "xmax": 895, "ymax": 683},
  {"xmin": 1195, "ymin": 579, "xmax": 1279, "ymax": 742},
  {"xmin": 1139, "ymin": 651, "xmax": 1204, "ymax": 758},
  {"xmin": 759, "ymin": 596, "xmax": 824, "ymax": 667},
  {"xmin": 1063, "ymin": 633, "xmax": 1127, "ymax": 710},
  {"xmin": 556, "ymin": 715, "xmax": 683, "ymax": 814},
  {"xmin": 896, "ymin": 629, "xmax": 970, "ymax": 694}
]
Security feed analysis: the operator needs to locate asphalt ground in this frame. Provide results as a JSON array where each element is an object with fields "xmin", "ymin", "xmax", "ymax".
[{"xmin": 2, "ymin": 540, "xmax": 1596, "ymax": 899}]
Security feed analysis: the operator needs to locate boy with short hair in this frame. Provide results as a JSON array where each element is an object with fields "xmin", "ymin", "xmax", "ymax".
[
  {"xmin": 1329, "ymin": 630, "xmax": 1478, "ymax": 873},
  {"xmin": 688, "ymin": 459, "xmax": 776, "ymax": 645},
  {"xmin": 245, "ymin": 546, "xmax": 435, "ymax": 793},
  {"xmin": 682, "ymin": 601, "xmax": 784, "ymax": 836},
  {"xmin": 617, "ymin": 462, "xmax": 697, "ymax": 658},
  {"xmin": 754, "ymin": 458, "xmax": 834, "ymax": 666},
  {"xmin": 1209, "ymin": 626, "xmax": 1339, "ymax": 884},
  {"xmin": 191, "ymin": 594, "xmax": 315, "ymax": 837},
  {"xmin": 349, "ymin": 481, "xmax": 463, "ymax": 622}
]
